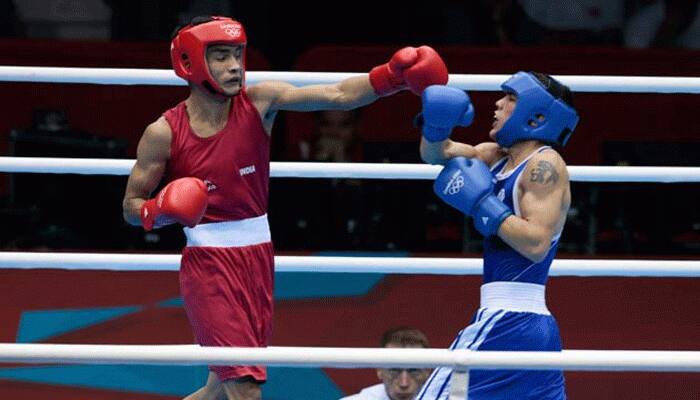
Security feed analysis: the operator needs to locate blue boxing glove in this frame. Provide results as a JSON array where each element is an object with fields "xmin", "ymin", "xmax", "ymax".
[
  {"xmin": 420, "ymin": 85, "xmax": 475, "ymax": 142},
  {"xmin": 433, "ymin": 157, "xmax": 513, "ymax": 236}
]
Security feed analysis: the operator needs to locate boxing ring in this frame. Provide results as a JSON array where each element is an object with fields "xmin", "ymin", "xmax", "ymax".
[{"xmin": 1, "ymin": 67, "xmax": 700, "ymax": 398}]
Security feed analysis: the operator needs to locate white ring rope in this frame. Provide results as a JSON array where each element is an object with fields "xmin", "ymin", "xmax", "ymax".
[
  {"xmin": 1, "ymin": 157, "xmax": 699, "ymax": 182},
  {"xmin": 1, "ymin": 252, "xmax": 699, "ymax": 277},
  {"xmin": 1, "ymin": 66, "xmax": 700, "ymax": 93},
  {"xmin": 0, "ymin": 344, "xmax": 698, "ymax": 372}
]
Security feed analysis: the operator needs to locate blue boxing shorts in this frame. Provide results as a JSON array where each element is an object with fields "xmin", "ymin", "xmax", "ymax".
[{"xmin": 417, "ymin": 282, "xmax": 566, "ymax": 400}]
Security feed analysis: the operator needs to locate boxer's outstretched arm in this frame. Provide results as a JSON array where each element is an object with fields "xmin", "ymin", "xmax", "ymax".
[
  {"xmin": 249, "ymin": 75, "xmax": 378, "ymax": 115},
  {"xmin": 246, "ymin": 46, "xmax": 448, "ymax": 122}
]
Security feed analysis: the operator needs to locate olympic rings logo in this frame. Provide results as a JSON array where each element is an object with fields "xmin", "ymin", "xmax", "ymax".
[
  {"xmin": 442, "ymin": 172, "xmax": 465, "ymax": 196},
  {"xmin": 221, "ymin": 24, "xmax": 242, "ymax": 38},
  {"xmin": 447, "ymin": 176, "xmax": 465, "ymax": 194}
]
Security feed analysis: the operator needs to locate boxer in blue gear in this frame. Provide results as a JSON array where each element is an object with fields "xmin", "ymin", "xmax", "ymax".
[{"xmin": 416, "ymin": 72, "xmax": 578, "ymax": 400}]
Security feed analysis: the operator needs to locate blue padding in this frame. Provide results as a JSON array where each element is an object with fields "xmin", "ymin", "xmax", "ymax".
[
  {"xmin": 158, "ymin": 271, "xmax": 384, "ymax": 304},
  {"xmin": 16, "ymin": 306, "xmax": 141, "ymax": 343},
  {"xmin": 0, "ymin": 366, "xmax": 343, "ymax": 398},
  {"xmin": 0, "ymin": 365, "xmax": 207, "ymax": 396},
  {"xmin": 274, "ymin": 272, "xmax": 384, "ymax": 299},
  {"xmin": 157, "ymin": 297, "xmax": 184, "ymax": 307},
  {"xmin": 265, "ymin": 367, "xmax": 344, "ymax": 399},
  {"xmin": 274, "ymin": 251, "xmax": 408, "ymax": 299},
  {"xmin": 158, "ymin": 252, "xmax": 409, "ymax": 302}
]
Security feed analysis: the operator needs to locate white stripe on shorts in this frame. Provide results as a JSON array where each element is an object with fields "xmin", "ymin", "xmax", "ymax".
[{"xmin": 417, "ymin": 309, "xmax": 507, "ymax": 400}]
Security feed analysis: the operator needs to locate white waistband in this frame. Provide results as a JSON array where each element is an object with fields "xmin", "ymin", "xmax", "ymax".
[
  {"xmin": 480, "ymin": 281, "xmax": 550, "ymax": 315},
  {"xmin": 183, "ymin": 214, "xmax": 271, "ymax": 247}
]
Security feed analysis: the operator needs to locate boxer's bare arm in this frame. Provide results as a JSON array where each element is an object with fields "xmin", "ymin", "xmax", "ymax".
[{"xmin": 122, "ymin": 117, "xmax": 172, "ymax": 226}]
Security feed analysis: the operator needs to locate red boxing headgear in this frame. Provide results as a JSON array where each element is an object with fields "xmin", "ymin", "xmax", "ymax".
[{"xmin": 170, "ymin": 16, "xmax": 247, "ymax": 96}]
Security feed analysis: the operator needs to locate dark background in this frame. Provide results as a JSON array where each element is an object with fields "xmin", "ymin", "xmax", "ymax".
[{"xmin": 1, "ymin": 0, "xmax": 699, "ymax": 255}]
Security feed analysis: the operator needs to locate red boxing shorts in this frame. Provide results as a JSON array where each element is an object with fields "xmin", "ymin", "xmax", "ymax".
[{"xmin": 179, "ymin": 215, "xmax": 274, "ymax": 382}]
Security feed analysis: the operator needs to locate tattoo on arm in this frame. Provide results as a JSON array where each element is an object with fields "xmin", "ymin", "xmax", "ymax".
[{"xmin": 530, "ymin": 161, "xmax": 559, "ymax": 185}]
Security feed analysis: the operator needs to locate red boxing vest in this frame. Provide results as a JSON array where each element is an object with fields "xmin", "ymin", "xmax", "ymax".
[{"xmin": 163, "ymin": 91, "xmax": 270, "ymax": 223}]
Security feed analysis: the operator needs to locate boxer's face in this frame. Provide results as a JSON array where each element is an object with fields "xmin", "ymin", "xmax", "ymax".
[
  {"xmin": 489, "ymin": 93, "xmax": 516, "ymax": 141},
  {"xmin": 206, "ymin": 44, "xmax": 244, "ymax": 96}
]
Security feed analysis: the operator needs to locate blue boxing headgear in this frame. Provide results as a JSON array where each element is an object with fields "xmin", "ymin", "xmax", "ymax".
[{"xmin": 495, "ymin": 71, "xmax": 579, "ymax": 148}]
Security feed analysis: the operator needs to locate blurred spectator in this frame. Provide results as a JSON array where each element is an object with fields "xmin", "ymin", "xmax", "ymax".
[
  {"xmin": 490, "ymin": 0, "xmax": 699, "ymax": 48},
  {"xmin": 300, "ymin": 110, "xmax": 364, "ymax": 163},
  {"xmin": 595, "ymin": 141, "xmax": 700, "ymax": 255},
  {"xmin": 493, "ymin": 0, "xmax": 628, "ymax": 46},
  {"xmin": 175, "ymin": 0, "xmax": 237, "ymax": 27},
  {"xmin": 0, "ymin": 0, "xmax": 24, "ymax": 38},
  {"xmin": 4, "ymin": 108, "xmax": 130, "ymax": 250},
  {"xmin": 15, "ymin": 0, "xmax": 111, "ymax": 40},
  {"xmin": 271, "ymin": 110, "xmax": 369, "ymax": 251},
  {"xmin": 105, "ymin": 0, "xmax": 186, "ymax": 40},
  {"xmin": 624, "ymin": 0, "xmax": 700, "ymax": 48},
  {"xmin": 271, "ymin": 109, "xmax": 450, "ymax": 252},
  {"xmin": 339, "ymin": 326, "xmax": 431, "ymax": 400}
]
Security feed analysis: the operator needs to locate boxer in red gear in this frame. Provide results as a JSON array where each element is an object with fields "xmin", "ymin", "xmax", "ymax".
[{"xmin": 122, "ymin": 15, "xmax": 449, "ymax": 400}]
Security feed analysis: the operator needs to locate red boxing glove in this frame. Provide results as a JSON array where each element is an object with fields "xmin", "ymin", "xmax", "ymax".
[
  {"xmin": 140, "ymin": 177, "xmax": 208, "ymax": 231},
  {"xmin": 369, "ymin": 46, "xmax": 448, "ymax": 96}
]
